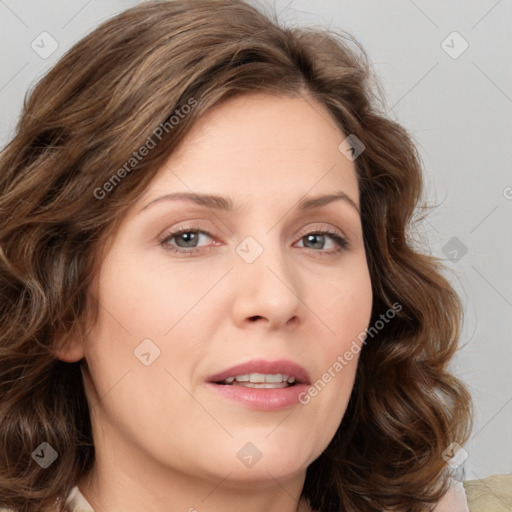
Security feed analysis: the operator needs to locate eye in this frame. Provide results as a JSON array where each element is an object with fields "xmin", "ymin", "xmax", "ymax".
[
  {"xmin": 158, "ymin": 226, "xmax": 349, "ymax": 256},
  {"xmin": 159, "ymin": 227, "xmax": 215, "ymax": 254},
  {"xmin": 294, "ymin": 229, "xmax": 348, "ymax": 255}
]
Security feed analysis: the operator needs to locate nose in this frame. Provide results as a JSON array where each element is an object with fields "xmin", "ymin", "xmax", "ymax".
[{"xmin": 230, "ymin": 236, "xmax": 302, "ymax": 331}]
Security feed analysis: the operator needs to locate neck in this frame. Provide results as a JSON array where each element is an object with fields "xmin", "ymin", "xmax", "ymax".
[{"xmin": 77, "ymin": 445, "xmax": 311, "ymax": 512}]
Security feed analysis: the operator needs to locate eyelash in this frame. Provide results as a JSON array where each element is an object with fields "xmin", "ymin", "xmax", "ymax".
[{"xmin": 158, "ymin": 226, "xmax": 349, "ymax": 257}]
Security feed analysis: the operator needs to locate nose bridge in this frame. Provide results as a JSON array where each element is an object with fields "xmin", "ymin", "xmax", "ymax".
[
  {"xmin": 236, "ymin": 222, "xmax": 287, "ymax": 279},
  {"xmin": 232, "ymin": 227, "xmax": 302, "ymax": 326}
]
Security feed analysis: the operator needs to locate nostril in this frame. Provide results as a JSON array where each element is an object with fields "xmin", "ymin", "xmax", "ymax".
[{"xmin": 249, "ymin": 316, "xmax": 263, "ymax": 322}]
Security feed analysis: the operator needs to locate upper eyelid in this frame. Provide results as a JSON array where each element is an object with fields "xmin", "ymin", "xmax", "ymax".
[{"xmin": 160, "ymin": 222, "xmax": 347, "ymax": 239}]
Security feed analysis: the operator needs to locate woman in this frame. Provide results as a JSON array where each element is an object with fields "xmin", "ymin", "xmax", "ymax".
[{"xmin": 0, "ymin": 1, "xmax": 472, "ymax": 511}]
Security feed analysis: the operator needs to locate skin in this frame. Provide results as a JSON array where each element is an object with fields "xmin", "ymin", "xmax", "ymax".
[{"xmin": 58, "ymin": 91, "xmax": 373, "ymax": 512}]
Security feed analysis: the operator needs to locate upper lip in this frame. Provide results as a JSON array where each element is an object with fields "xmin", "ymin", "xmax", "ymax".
[{"xmin": 206, "ymin": 359, "xmax": 311, "ymax": 385}]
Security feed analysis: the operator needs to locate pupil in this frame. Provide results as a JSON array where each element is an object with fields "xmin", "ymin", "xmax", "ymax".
[
  {"xmin": 178, "ymin": 232, "xmax": 197, "ymax": 247},
  {"xmin": 306, "ymin": 234, "xmax": 324, "ymax": 249}
]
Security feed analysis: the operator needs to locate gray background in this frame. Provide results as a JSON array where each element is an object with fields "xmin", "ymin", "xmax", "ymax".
[{"xmin": 1, "ymin": 0, "xmax": 511, "ymax": 481}]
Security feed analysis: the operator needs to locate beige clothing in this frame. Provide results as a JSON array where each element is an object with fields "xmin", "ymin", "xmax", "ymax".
[
  {"xmin": 65, "ymin": 486, "xmax": 95, "ymax": 511},
  {"xmin": 0, "ymin": 478, "xmax": 472, "ymax": 511},
  {"xmin": 463, "ymin": 473, "xmax": 512, "ymax": 512},
  {"xmin": 64, "ymin": 480, "xmax": 470, "ymax": 511}
]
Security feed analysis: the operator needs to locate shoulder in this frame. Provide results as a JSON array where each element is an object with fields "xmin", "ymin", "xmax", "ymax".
[
  {"xmin": 0, "ymin": 486, "xmax": 94, "ymax": 512},
  {"xmin": 463, "ymin": 473, "xmax": 512, "ymax": 511},
  {"xmin": 300, "ymin": 480, "xmax": 470, "ymax": 512},
  {"xmin": 65, "ymin": 486, "xmax": 95, "ymax": 512}
]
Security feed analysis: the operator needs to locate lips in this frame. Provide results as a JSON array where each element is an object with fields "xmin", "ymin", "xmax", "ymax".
[
  {"xmin": 206, "ymin": 359, "xmax": 312, "ymax": 411},
  {"xmin": 206, "ymin": 359, "xmax": 311, "ymax": 386}
]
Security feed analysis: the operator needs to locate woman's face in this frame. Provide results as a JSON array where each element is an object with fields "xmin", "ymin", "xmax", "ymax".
[{"xmin": 66, "ymin": 92, "xmax": 372, "ymax": 491}]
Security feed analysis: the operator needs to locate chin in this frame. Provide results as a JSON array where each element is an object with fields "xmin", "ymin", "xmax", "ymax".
[
  {"xmin": 219, "ymin": 458, "xmax": 309, "ymax": 486},
  {"xmin": 237, "ymin": 440, "xmax": 316, "ymax": 479}
]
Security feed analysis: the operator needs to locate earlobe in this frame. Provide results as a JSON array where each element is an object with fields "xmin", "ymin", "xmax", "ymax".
[
  {"xmin": 54, "ymin": 344, "xmax": 85, "ymax": 363},
  {"xmin": 52, "ymin": 330, "xmax": 86, "ymax": 363}
]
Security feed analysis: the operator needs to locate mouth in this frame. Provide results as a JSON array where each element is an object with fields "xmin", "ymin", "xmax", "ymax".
[
  {"xmin": 215, "ymin": 373, "xmax": 298, "ymax": 388},
  {"xmin": 206, "ymin": 360, "xmax": 311, "ymax": 411},
  {"xmin": 207, "ymin": 359, "xmax": 310, "ymax": 389},
  {"xmin": 206, "ymin": 359, "xmax": 311, "ymax": 388}
]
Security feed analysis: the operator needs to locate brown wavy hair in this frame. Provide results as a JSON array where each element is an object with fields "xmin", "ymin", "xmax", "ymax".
[{"xmin": 0, "ymin": 1, "xmax": 472, "ymax": 511}]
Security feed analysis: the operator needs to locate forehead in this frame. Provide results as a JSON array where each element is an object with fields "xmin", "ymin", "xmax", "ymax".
[
  {"xmin": 171, "ymin": 92, "xmax": 351, "ymax": 163},
  {"xmin": 135, "ymin": 92, "xmax": 360, "ymax": 213}
]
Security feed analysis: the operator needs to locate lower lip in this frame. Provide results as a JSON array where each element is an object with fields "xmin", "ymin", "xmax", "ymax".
[{"xmin": 206, "ymin": 382, "xmax": 310, "ymax": 411}]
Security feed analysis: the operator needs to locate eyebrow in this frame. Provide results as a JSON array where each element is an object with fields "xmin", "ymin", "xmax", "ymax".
[{"xmin": 137, "ymin": 191, "xmax": 360, "ymax": 215}]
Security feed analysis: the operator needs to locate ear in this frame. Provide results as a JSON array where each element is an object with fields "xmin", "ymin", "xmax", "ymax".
[{"xmin": 52, "ymin": 326, "xmax": 86, "ymax": 363}]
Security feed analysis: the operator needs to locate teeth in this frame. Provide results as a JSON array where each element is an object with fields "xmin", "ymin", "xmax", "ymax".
[
  {"xmin": 220, "ymin": 373, "xmax": 297, "ymax": 385},
  {"xmin": 236, "ymin": 382, "xmax": 288, "ymax": 389},
  {"xmin": 249, "ymin": 373, "xmax": 264, "ymax": 383}
]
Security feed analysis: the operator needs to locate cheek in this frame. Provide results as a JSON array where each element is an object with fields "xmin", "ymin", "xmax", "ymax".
[
  {"xmin": 296, "ymin": 347, "xmax": 361, "ymax": 465},
  {"xmin": 320, "ymin": 260, "xmax": 373, "ymax": 342},
  {"xmin": 95, "ymin": 247, "xmax": 216, "ymax": 341},
  {"xmin": 82, "ymin": 249, "xmax": 217, "ymax": 402},
  {"xmin": 301, "ymin": 263, "xmax": 371, "ymax": 443}
]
